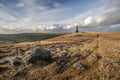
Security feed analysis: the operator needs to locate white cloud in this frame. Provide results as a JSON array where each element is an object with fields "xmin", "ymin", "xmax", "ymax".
[
  {"xmin": 16, "ymin": 2, "xmax": 24, "ymax": 7},
  {"xmin": 0, "ymin": 0, "xmax": 120, "ymax": 34},
  {"xmin": 84, "ymin": 7, "xmax": 120, "ymax": 27},
  {"xmin": 84, "ymin": 16, "xmax": 94, "ymax": 26},
  {"xmin": 0, "ymin": 11, "xmax": 16, "ymax": 21},
  {"xmin": 33, "ymin": 6, "xmax": 48, "ymax": 11},
  {"xmin": 59, "ymin": 0, "xmax": 120, "ymax": 29},
  {"xmin": 22, "ymin": 0, "xmax": 36, "ymax": 6},
  {"xmin": 48, "ymin": 0, "xmax": 62, "ymax": 7},
  {"xmin": 66, "ymin": 3, "xmax": 120, "ymax": 28},
  {"xmin": 53, "ymin": 2, "xmax": 61, "ymax": 7},
  {"xmin": 0, "ymin": 4, "xmax": 4, "ymax": 7}
]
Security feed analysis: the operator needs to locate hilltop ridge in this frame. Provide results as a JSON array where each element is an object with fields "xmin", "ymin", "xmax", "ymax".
[{"xmin": 0, "ymin": 32, "xmax": 120, "ymax": 80}]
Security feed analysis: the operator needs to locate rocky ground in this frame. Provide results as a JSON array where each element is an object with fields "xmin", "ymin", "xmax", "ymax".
[{"xmin": 0, "ymin": 32, "xmax": 120, "ymax": 80}]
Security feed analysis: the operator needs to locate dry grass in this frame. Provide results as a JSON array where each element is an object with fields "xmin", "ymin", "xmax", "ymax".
[{"xmin": 0, "ymin": 32, "xmax": 120, "ymax": 80}]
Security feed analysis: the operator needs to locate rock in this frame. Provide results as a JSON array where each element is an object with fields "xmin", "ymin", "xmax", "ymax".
[
  {"xmin": 0, "ymin": 56, "xmax": 22, "ymax": 67},
  {"xmin": 0, "ymin": 49, "xmax": 11, "ymax": 53},
  {"xmin": 0, "ymin": 59, "xmax": 8, "ymax": 64},
  {"xmin": 57, "ymin": 50, "xmax": 67, "ymax": 57},
  {"xmin": 72, "ymin": 54, "xmax": 84, "ymax": 60},
  {"xmin": 0, "ymin": 57, "xmax": 12, "ymax": 64},
  {"xmin": 16, "ymin": 47, "xmax": 27, "ymax": 55},
  {"xmin": 61, "ymin": 50, "xmax": 67, "ymax": 54},
  {"xmin": 56, "ymin": 58, "xmax": 67, "ymax": 65},
  {"xmin": 0, "ymin": 50, "xmax": 5, "ymax": 53},
  {"xmin": 88, "ymin": 53, "xmax": 101, "ymax": 64},
  {"xmin": 78, "ymin": 56, "xmax": 84, "ymax": 60},
  {"xmin": 12, "ymin": 70, "xmax": 26, "ymax": 77},
  {"xmin": 73, "ymin": 62, "xmax": 85, "ymax": 69},
  {"xmin": 0, "ymin": 67, "xmax": 9, "ymax": 74},
  {"xmin": 113, "ymin": 62, "xmax": 120, "ymax": 66},
  {"xmin": 56, "ymin": 48, "xmax": 61, "ymax": 52},
  {"xmin": 23, "ymin": 47, "xmax": 51, "ymax": 64},
  {"xmin": 73, "ymin": 62, "xmax": 89, "ymax": 70},
  {"xmin": 48, "ymin": 45, "xmax": 55, "ymax": 48},
  {"xmin": 19, "ymin": 47, "xmax": 27, "ymax": 53},
  {"xmin": 11, "ymin": 58, "xmax": 21, "ymax": 67}
]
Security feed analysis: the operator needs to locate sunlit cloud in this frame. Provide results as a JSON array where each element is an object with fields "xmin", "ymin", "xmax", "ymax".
[{"xmin": 0, "ymin": 0, "xmax": 120, "ymax": 34}]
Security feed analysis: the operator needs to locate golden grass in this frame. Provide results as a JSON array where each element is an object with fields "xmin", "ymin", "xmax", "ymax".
[{"xmin": 0, "ymin": 32, "xmax": 120, "ymax": 80}]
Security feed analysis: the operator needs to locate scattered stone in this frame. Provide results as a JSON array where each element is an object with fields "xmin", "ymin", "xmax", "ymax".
[
  {"xmin": 90, "ymin": 54, "xmax": 98, "ymax": 59},
  {"xmin": 0, "ymin": 49, "xmax": 11, "ymax": 53},
  {"xmin": 58, "ymin": 50, "xmax": 67, "ymax": 57},
  {"xmin": 48, "ymin": 45, "xmax": 55, "ymax": 48},
  {"xmin": 12, "ymin": 70, "xmax": 27, "ymax": 77},
  {"xmin": 96, "ymin": 34, "xmax": 100, "ymax": 38},
  {"xmin": 113, "ymin": 62, "xmax": 120, "ymax": 66},
  {"xmin": 19, "ymin": 47, "xmax": 27, "ymax": 53},
  {"xmin": 11, "ymin": 58, "xmax": 21, "ymax": 67},
  {"xmin": 60, "ymin": 50, "xmax": 67, "ymax": 54},
  {"xmin": 56, "ymin": 48, "xmax": 61, "ymax": 52},
  {"xmin": 0, "ymin": 50, "xmax": 5, "ymax": 53},
  {"xmin": 0, "ymin": 57, "xmax": 12, "ymax": 64},
  {"xmin": 88, "ymin": 53, "xmax": 101, "ymax": 64},
  {"xmin": 78, "ymin": 56, "xmax": 84, "ymax": 60},
  {"xmin": 23, "ymin": 47, "xmax": 51, "ymax": 64},
  {"xmin": 73, "ymin": 62, "xmax": 85, "ymax": 70},
  {"xmin": 56, "ymin": 58, "xmax": 67, "ymax": 65},
  {"xmin": 73, "ymin": 62, "xmax": 89, "ymax": 71},
  {"xmin": 0, "ymin": 56, "xmax": 22, "ymax": 67},
  {"xmin": 0, "ymin": 67, "xmax": 9, "ymax": 74},
  {"xmin": 72, "ymin": 54, "xmax": 84, "ymax": 60},
  {"xmin": 16, "ymin": 47, "xmax": 27, "ymax": 54}
]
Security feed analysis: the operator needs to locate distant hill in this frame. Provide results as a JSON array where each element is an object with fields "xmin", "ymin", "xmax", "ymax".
[{"xmin": 0, "ymin": 33, "xmax": 65, "ymax": 43}]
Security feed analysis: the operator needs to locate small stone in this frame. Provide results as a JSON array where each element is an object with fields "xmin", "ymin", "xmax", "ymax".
[
  {"xmin": 19, "ymin": 47, "xmax": 27, "ymax": 53},
  {"xmin": 0, "ymin": 50, "xmax": 5, "ymax": 53},
  {"xmin": 56, "ymin": 58, "xmax": 67, "ymax": 65},
  {"xmin": 8, "ymin": 56, "xmax": 21, "ymax": 67},
  {"xmin": 0, "ymin": 57, "xmax": 12, "ymax": 64},
  {"xmin": 113, "ymin": 62, "xmax": 120, "ymax": 66},
  {"xmin": 73, "ymin": 62, "xmax": 85, "ymax": 69},
  {"xmin": 12, "ymin": 70, "xmax": 26, "ymax": 77},
  {"xmin": 72, "ymin": 54, "xmax": 84, "ymax": 60},
  {"xmin": 0, "ymin": 67, "xmax": 9, "ymax": 74},
  {"xmin": 12, "ymin": 59, "xmax": 21, "ymax": 67},
  {"xmin": 56, "ymin": 48, "xmax": 61, "ymax": 52},
  {"xmin": 78, "ymin": 56, "xmax": 84, "ymax": 60},
  {"xmin": 88, "ymin": 53, "xmax": 101, "ymax": 64}
]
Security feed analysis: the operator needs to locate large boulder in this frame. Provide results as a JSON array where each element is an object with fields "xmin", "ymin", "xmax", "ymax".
[{"xmin": 23, "ymin": 48, "xmax": 51, "ymax": 64}]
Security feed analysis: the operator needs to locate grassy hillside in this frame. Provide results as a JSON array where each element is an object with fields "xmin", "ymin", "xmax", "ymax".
[
  {"xmin": 0, "ymin": 32, "xmax": 120, "ymax": 80},
  {"xmin": 0, "ymin": 33, "xmax": 64, "ymax": 43}
]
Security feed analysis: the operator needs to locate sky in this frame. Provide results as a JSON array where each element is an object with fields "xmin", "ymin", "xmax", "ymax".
[{"xmin": 0, "ymin": 0, "xmax": 120, "ymax": 34}]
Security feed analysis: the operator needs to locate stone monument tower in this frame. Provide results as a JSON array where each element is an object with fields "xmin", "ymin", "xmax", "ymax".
[{"xmin": 75, "ymin": 25, "xmax": 79, "ymax": 33}]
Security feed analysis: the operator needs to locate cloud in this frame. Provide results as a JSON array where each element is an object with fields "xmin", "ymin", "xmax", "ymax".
[
  {"xmin": 16, "ymin": 2, "xmax": 24, "ymax": 7},
  {"xmin": 32, "ymin": 5, "xmax": 49, "ymax": 11},
  {"xmin": 0, "ymin": 11, "xmax": 17, "ymax": 21},
  {"xmin": 66, "ymin": 0, "xmax": 120, "ymax": 29},
  {"xmin": 103, "ymin": 0, "xmax": 120, "ymax": 7},
  {"xmin": 95, "ymin": 8, "xmax": 120, "ymax": 25},
  {"xmin": 48, "ymin": 0, "xmax": 62, "ymax": 7},
  {"xmin": 53, "ymin": 2, "xmax": 62, "ymax": 7},
  {"xmin": 0, "ymin": 4, "xmax": 4, "ymax": 7},
  {"xmin": 0, "ymin": 0, "xmax": 120, "ymax": 34},
  {"xmin": 80, "ymin": 8, "xmax": 120, "ymax": 27},
  {"xmin": 22, "ymin": 0, "xmax": 36, "ymax": 6}
]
